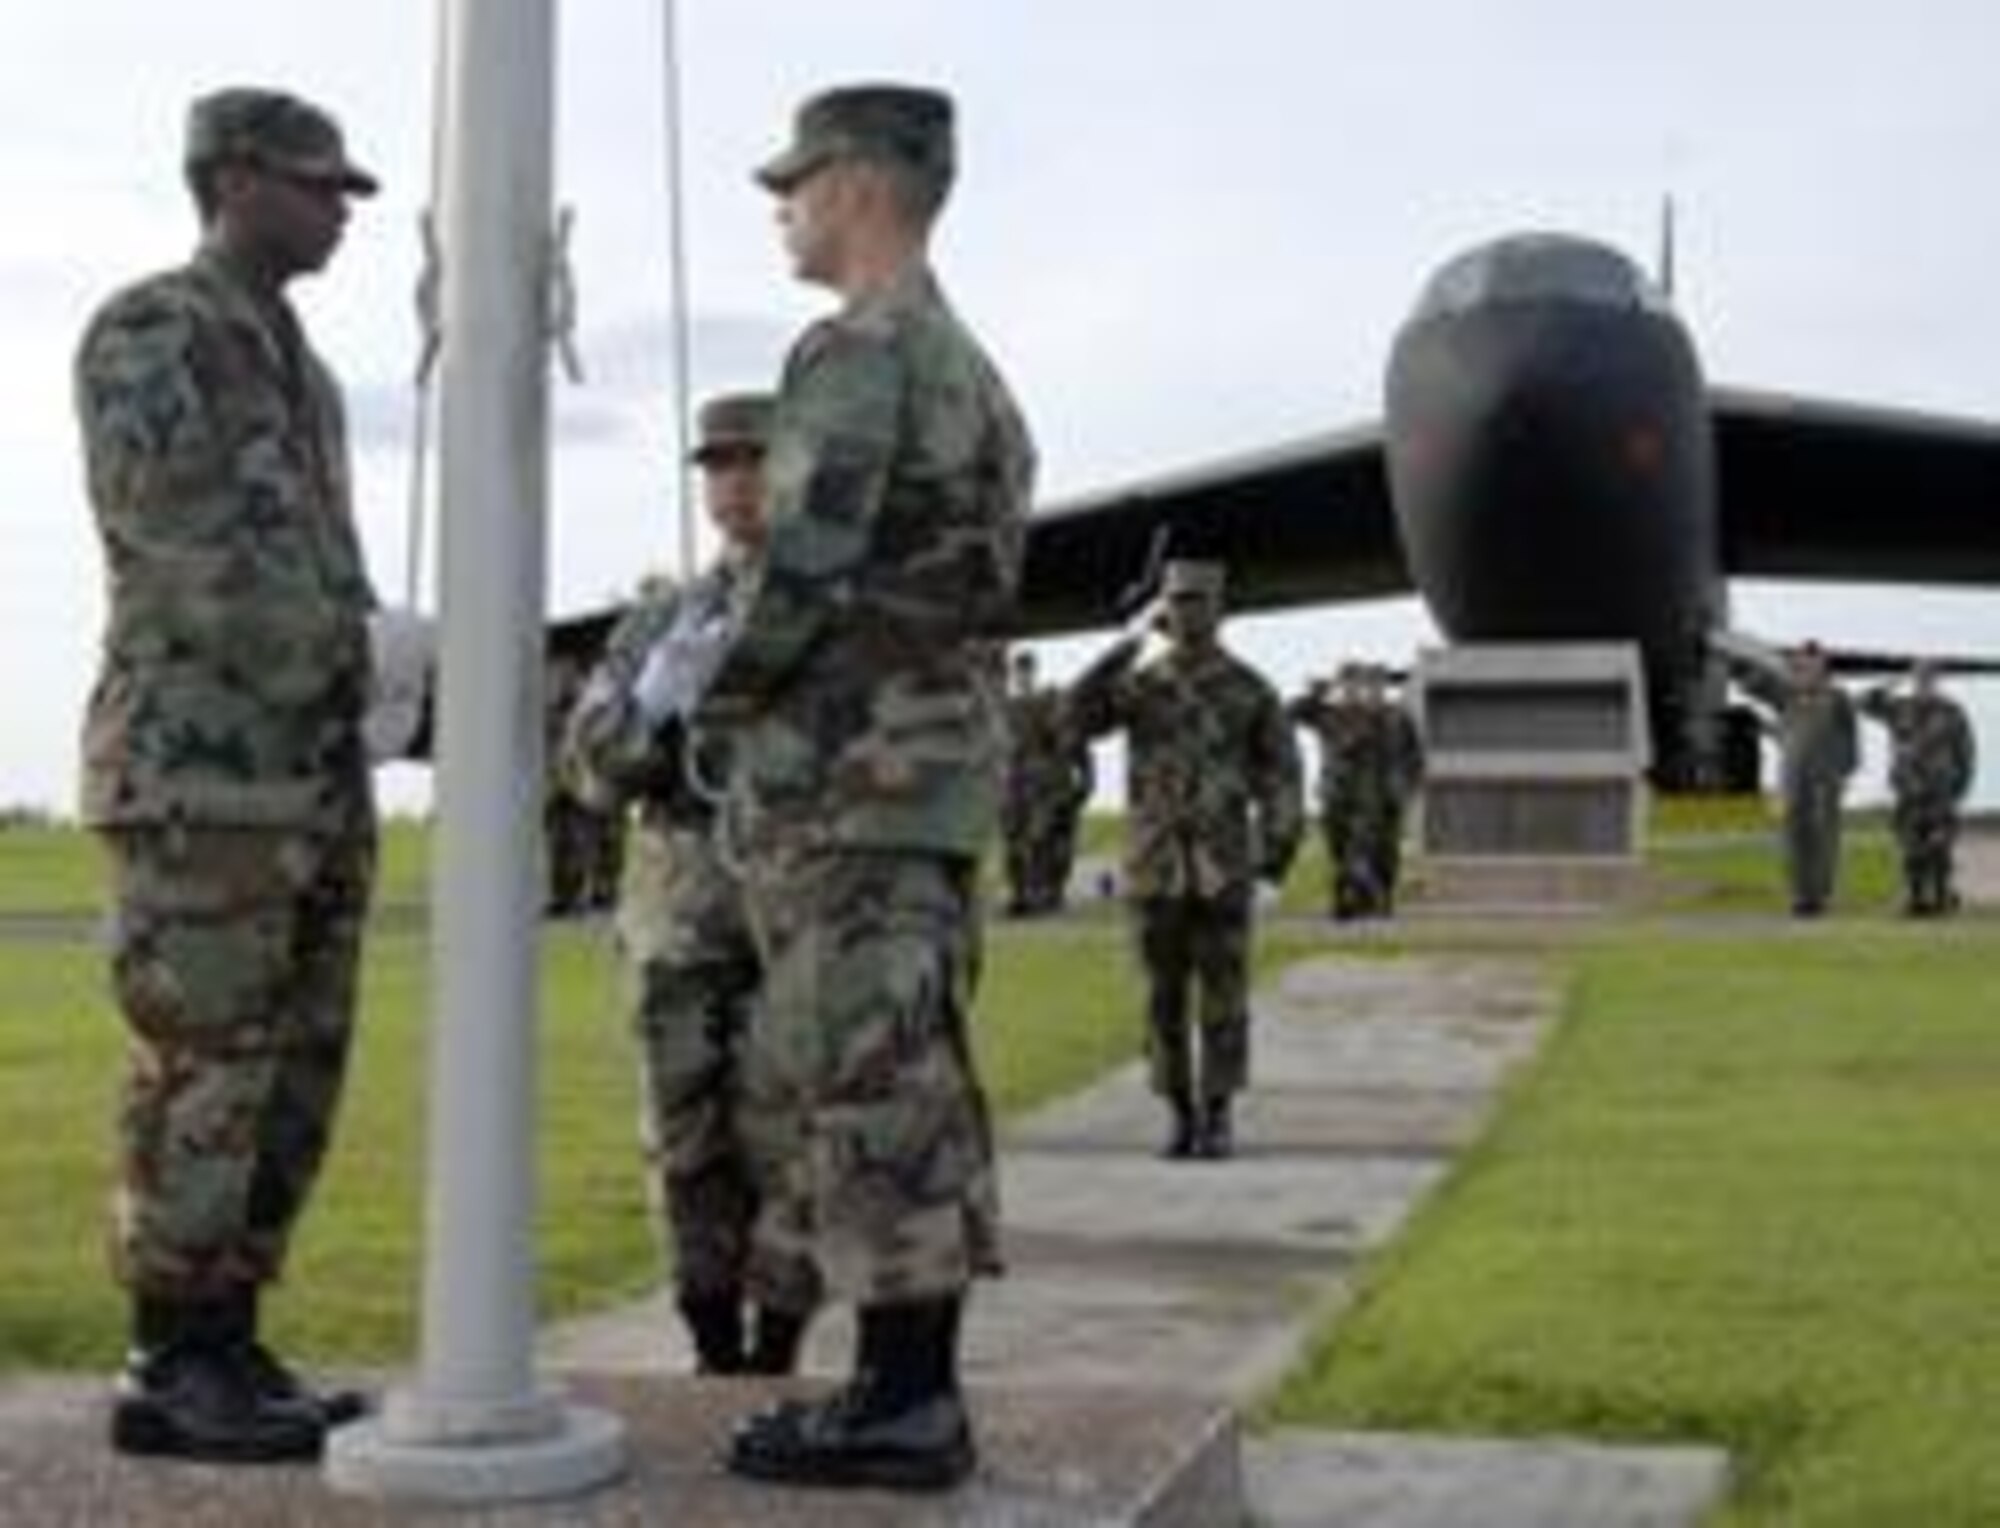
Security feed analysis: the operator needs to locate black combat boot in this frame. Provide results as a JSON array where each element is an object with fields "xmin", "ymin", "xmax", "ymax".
[
  {"xmin": 678, "ymin": 1291, "xmax": 747, "ymax": 1375},
  {"xmin": 726, "ymin": 1295, "xmax": 974, "ymax": 1491},
  {"xmin": 1333, "ymin": 865, "xmax": 1364, "ymax": 921},
  {"xmin": 110, "ymin": 1295, "xmax": 326, "ymax": 1463},
  {"xmin": 233, "ymin": 1288, "xmax": 369, "ymax": 1426},
  {"xmin": 746, "ymin": 1305, "xmax": 810, "ymax": 1376},
  {"xmin": 1161, "ymin": 1091, "xmax": 1199, "ymax": 1159},
  {"xmin": 1196, "ymin": 1096, "xmax": 1234, "ymax": 1160},
  {"xmin": 1916, "ymin": 863, "xmax": 1949, "ymax": 917}
]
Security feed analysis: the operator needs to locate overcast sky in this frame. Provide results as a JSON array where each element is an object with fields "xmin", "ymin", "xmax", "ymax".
[{"xmin": 7, "ymin": 1, "xmax": 2000, "ymax": 813}]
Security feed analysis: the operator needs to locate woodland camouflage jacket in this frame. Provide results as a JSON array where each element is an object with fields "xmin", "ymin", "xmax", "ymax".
[{"xmin": 74, "ymin": 246, "xmax": 374, "ymax": 829}]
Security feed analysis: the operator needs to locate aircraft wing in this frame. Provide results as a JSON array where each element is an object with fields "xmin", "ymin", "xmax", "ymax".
[
  {"xmin": 1016, "ymin": 422, "xmax": 1405, "ymax": 635},
  {"xmin": 1712, "ymin": 625, "xmax": 2000, "ymax": 687},
  {"xmin": 549, "ymin": 605, "xmax": 623, "ymax": 666},
  {"xmin": 542, "ymin": 424, "xmax": 1402, "ymax": 656},
  {"xmin": 1818, "ymin": 647, "xmax": 2000, "ymax": 678},
  {"xmin": 1713, "ymin": 386, "xmax": 2000, "ymax": 583}
]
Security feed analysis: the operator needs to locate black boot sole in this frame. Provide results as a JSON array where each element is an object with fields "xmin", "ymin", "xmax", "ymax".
[
  {"xmin": 317, "ymin": 1388, "xmax": 370, "ymax": 1428},
  {"xmin": 725, "ymin": 1392, "xmax": 976, "ymax": 1492},
  {"xmin": 728, "ymin": 1437, "xmax": 975, "ymax": 1492},
  {"xmin": 110, "ymin": 1397, "xmax": 324, "ymax": 1463}
]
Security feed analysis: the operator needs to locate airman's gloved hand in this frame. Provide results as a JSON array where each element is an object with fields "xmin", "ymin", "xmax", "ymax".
[{"xmin": 631, "ymin": 606, "xmax": 733, "ymax": 731}]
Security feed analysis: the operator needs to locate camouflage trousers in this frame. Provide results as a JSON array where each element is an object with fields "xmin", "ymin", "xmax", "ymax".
[
  {"xmin": 625, "ymin": 954, "xmax": 820, "ymax": 1317},
  {"xmin": 737, "ymin": 846, "xmax": 1001, "ymax": 1304},
  {"xmin": 1321, "ymin": 798, "xmax": 1406, "ymax": 917},
  {"xmin": 1892, "ymin": 795, "xmax": 1962, "ymax": 911},
  {"xmin": 1000, "ymin": 800, "xmax": 1081, "ymax": 912},
  {"xmin": 1133, "ymin": 891, "xmax": 1253, "ymax": 1104},
  {"xmin": 100, "ymin": 816, "xmax": 375, "ymax": 1297},
  {"xmin": 1782, "ymin": 779, "xmax": 1846, "ymax": 913},
  {"xmin": 546, "ymin": 790, "xmax": 622, "ymax": 915},
  {"xmin": 618, "ymin": 820, "xmax": 819, "ymax": 1316}
]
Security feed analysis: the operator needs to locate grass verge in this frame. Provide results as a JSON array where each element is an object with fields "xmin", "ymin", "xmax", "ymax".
[
  {"xmin": 1268, "ymin": 923, "xmax": 2000, "ymax": 1527},
  {"xmin": 0, "ymin": 907, "xmax": 1141, "ymax": 1371}
]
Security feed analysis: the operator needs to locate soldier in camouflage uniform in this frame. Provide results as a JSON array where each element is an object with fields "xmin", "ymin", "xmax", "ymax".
[
  {"xmin": 1070, "ymin": 561, "xmax": 1304, "ymax": 1161},
  {"xmin": 577, "ymin": 784, "xmax": 628, "ymax": 912},
  {"xmin": 562, "ymin": 393, "xmax": 819, "ymax": 1376},
  {"xmin": 1000, "ymin": 650, "xmax": 1095, "ymax": 915},
  {"xmin": 541, "ymin": 650, "xmax": 596, "ymax": 915},
  {"xmin": 696, "ymin": 84, "xmax": 1033, "ymax": 1492},
  {"xmin": 543, "ymin": 672, "xmax": 627, "ymax": 917},
  {"xmin": 1289, "ymin": 663, "xmax": 1424, "ymax": 919},
  {"xmin": 73, "ymin": 88, "xmax": 387, "ymax": 1463},
  {"xmin": 1859, "ymin": 661, "xmax": 1977, "ymax": 916},
  {"xmin": 1735, "ymin": 642, "xmax": 1860, "ymax": 917}
]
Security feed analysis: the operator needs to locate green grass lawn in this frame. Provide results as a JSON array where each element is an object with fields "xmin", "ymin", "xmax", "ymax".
[
  {"xmin": 0, "ymin": 817, "xmax": 434, "ymax": 916},
  {"xmin": 0, "ymin": 890, "xmax": 1143, "ymax": 1371},
  {"xmin": 1269, "ymin": 923, "xmax": 2000, "ymax": 1527},
  {"xmin": 1266, "ymin": 788, "xmax": 1902, "ymax": 920},
  {"xmin": 0, "ymin": 825, "xmax": 109, "ymax": 914},
  {"xmin": 1642, "ymin": 794, "xmax": 1904, "ymax": 915},
  {"xmin": 0, "ymin": 923, "xmax": 642, "ymax": 1368}
]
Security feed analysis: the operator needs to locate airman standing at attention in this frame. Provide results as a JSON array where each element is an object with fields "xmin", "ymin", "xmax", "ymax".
[
  {"xmin": 695, "ymin": 83, "xmax": 1034, "ymax": 1491},
  {"xmin": 1070, "ymin": 560, "xmax": 1304, "ymax": 1160},
  {"xmin": 1735, "ymin": 641, "xmax": 1859, "ymax": 916},
  {"xmin": 541, "ymin": 649, "xmax": 596, "ymax": 915},
  {"xmin": 74, "ymin": 87, "xmax": 408, "ymax": 1462},
  {"xmin": 1859, "ymin": 660, "xmax": 1977, "ymax": 916},
  {"xmin": 1000, "ymin": 650, "xmax": 1095, "ymax": 915},
  {"xmin": 563, "ymin": 392, "xmax": 820, "ymax": 1379}
]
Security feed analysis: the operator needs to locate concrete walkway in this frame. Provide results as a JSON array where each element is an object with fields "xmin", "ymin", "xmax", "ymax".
[{"xmin": 543, "ymin": 953, "xmax": 1731, "ymax": 1527}]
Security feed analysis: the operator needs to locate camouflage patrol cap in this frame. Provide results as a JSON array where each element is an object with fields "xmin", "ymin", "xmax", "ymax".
[
  {"xmin": 184, "ymin": 87, "xmax": 379, "ymax": 196},
  {"xmin": 755, "ymin": 82, "xmax": 955, "ymax": 199},
  {"xmin": 690, "ymin": 392, "xmax": 775, "ymax": 464},
  {"xmin": 1161, "ymin": 559, "xmax": 1227, "ymax": 600}
]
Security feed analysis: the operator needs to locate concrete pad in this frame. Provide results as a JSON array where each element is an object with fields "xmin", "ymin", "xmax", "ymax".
[
  {"xmin": 1008, "ymin": 1065, "xmax": 1497, "ymax": 1159},
  {"xmin": 959, "ymin": 1237, "xmax": 1336, "ymax": 1401},
  {"xmin": 1000, "ymin": 1150, "xmax": 1443, "ymax": 1259},
  {"xmin": 0, "ymin": 1374, "xmax": 1241, "ymax": 1528},
  {"xmin": 544, "ymin": 1246, "xmax": 1341, "ymax": 1403},
  {"xmin": 1012, "ymin": 957, "xmax": 1549, "ymax": 1159},
  {"xmin": 1418, "ymin": 859, "xmax": 1649, "ymax": 911},
  {"xmin": 1264, "ymin": 956, "xmax": 1552, "ymax": 1036},
  {"xmin": 1245, "ymin": 1429, "xmax": 1731, "ymax": 1528}
]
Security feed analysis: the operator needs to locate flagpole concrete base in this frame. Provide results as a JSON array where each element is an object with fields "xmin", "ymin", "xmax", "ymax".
[{"xmin": 324, "ymin": 1397, "xmax": 626, "ymax": 1505}]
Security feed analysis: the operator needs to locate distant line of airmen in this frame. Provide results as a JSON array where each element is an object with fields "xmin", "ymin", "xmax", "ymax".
[
  {"xmin": 545, "ymin": 599, "xmax": 1436, "ymax": 936},
  {"xmin": 997, "ymin": 640, "xmax": 1424, "ymax": 925},
  {"xmin": 553, "ymin": 633, "xmax": 1983, "ymax": 931}
]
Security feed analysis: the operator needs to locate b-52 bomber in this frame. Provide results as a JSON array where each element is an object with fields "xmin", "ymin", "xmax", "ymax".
[{"xmin": 559, "ymin": 230, "xmax": 2000, "ymax": 790}]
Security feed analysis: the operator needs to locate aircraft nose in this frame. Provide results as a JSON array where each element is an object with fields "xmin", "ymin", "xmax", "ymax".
[{"xmin": 1384, "ymin": 291, "xmax": 1715, "ymax": 650}]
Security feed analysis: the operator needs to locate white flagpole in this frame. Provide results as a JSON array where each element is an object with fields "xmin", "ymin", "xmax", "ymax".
[
  {"xmin": 328, "ymin": 0, "xmax": 624, "ymax": 1500},
  {"xmin": 660, "ymin": 0, "xmax": 698, "ymax": 576}
]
